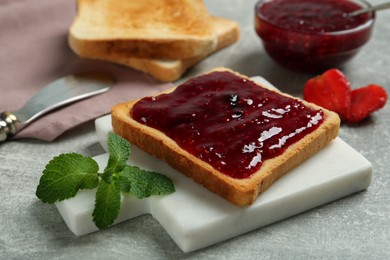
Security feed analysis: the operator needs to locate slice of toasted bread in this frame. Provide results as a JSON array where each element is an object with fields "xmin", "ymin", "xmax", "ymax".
[
  {"xmin": 111, "ymin": 68, "xmax": 340, "ymax": 206},
  {"xmin": 88, "ymin": 16, "xmax": 240, "ymax": 82},
  {"xmin": 69, "ymin": 0, "xmax": 217, "ymax": 60}
]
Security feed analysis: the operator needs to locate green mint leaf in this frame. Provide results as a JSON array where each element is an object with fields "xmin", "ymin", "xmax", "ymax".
[
  {"xmin": 92, "ymin": 180, "xmax": 121, "ymax": 229},
  {"xmin": 117, "ymin": 165, "xmax": 175, "ymax": 199},
  {"xmin": 104, "ymin": 132, "xmax": 131, "ymax": 176},
  {"xmin": 36, "ymin": 133, "xmax": 175, "ymax": 231},
  {"xmin": 36, "ymin": 153, "xmax": 99, "ymax": 203}
]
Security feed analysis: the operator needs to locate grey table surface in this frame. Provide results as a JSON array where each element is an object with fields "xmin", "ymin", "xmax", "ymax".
[{"xmin": 1, "ymin": 0, "xmax": 389, "ymax": 259}]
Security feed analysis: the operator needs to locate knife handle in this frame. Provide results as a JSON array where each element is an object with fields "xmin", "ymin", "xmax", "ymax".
[{"xmin": 0, "ymin": 112, "xmax": 20, "ymax": 142}]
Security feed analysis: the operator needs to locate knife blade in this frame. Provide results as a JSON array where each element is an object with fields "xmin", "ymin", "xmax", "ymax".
[{"xmin": 0, "ymin": 72, "xmax": 114, "ymax": 142}]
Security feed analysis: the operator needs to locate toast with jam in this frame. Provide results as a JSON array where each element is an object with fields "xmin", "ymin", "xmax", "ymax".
[{"xmin": 111, "ymin": 68, "xmax": 340, "ymax": 206}]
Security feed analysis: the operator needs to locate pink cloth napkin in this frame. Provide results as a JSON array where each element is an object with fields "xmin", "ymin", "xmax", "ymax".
[{"xmin": 0, "ymin": 0, "xmax": 173, "ymax": 141}]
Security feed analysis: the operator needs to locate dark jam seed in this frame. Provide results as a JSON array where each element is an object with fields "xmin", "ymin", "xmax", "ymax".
[{"xmin": 132, "ymin": 71, "xmax": 325, "ymax": 179}]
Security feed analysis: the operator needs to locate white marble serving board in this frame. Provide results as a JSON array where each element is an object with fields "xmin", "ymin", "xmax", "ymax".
[{"xmin": 56, "ymin": 77, "xmax": 372, "ymax": 253}]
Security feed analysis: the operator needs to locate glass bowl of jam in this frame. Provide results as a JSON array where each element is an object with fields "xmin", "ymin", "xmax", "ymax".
[{"xmin": 254, "ymin": 0, "xmax": 375, "ymax": 73}]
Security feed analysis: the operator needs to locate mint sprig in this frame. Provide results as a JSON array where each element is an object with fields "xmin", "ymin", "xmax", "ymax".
[{"xmin": 36, "ymin": 132, "xmax": 175, "ymax": 229}]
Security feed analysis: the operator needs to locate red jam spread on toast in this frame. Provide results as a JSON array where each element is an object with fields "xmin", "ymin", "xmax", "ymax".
[{"xmin": 131, "ymin": 71, "xmax": 325, "ymax": 179}]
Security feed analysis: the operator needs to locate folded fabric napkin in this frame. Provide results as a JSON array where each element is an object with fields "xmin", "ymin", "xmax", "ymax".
[{"xmin": 0, "ymin": 0, "xmax": 173, "ymax": 141}]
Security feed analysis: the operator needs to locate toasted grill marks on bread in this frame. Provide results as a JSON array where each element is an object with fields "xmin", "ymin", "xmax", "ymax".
[{"xmin": 111, "ymin": 68, "xmax": 340, "ymax": 206}]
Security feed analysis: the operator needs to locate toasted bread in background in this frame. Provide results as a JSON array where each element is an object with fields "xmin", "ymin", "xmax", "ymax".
[
  {"xmin": 69, "ymin": 0, "xmax": 217, "ymax": 60},
  {"xmin": 111, "ymin": 68, "xmax": 340, "ymax": 206},
  {"xmin": 91, "ymin": 16, "xmax": 240, "ymax": 82}
]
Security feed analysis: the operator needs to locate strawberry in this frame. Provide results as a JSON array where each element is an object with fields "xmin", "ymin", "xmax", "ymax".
[
  {"xmin": 346, "ymin": 84, "xmax": 387, "ymax": 123},
  {"xmin": 303, "ymin": 69, "xmax": 350, "ymax": 119},
  {"xmin": 303, "ymin": 69, "xmax": 387, "ymax": 123}
]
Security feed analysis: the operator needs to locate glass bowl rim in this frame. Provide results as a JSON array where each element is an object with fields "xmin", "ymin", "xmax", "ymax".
[{"xmin": 255, "ymin": 0, "xmax": 376, "ymax": 36}]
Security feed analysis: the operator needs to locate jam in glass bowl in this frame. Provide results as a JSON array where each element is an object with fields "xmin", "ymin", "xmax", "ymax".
[{"xmin": 254, "ymin": 0, "xmax": 376, "ymax": 73}]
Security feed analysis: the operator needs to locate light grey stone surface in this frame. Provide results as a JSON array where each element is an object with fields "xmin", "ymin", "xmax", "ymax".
[{"xmin": 1, "ymin": 0, "xmax": 389, "ymax": 259}]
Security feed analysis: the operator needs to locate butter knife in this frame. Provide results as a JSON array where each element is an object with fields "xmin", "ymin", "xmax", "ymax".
[{"xmin": 0, "ymin": 72, "xmax": 114, "ymax": 142}]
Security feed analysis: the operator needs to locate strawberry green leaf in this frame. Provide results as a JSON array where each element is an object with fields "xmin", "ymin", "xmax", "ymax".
[{"xmin": 36, "ymin": 153, "xmax": 99, "ymax": 203}]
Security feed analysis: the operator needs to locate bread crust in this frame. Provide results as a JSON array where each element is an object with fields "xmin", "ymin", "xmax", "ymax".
[
  {"xmin": 112, "ymin": 68, "xmax": 340, "ymax": 206},
  {"xmin": 82, "ymin": 16, "xmax": 240, "ymax": 82},
  {"xmin": 69, "ymin": 36, "xmax": 216, "ymax": 60}
]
